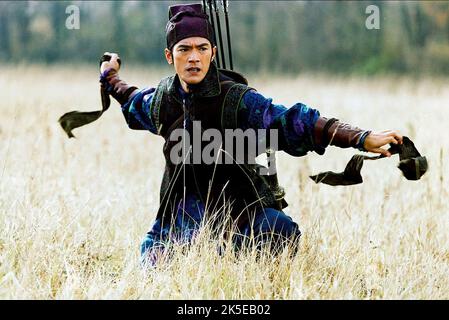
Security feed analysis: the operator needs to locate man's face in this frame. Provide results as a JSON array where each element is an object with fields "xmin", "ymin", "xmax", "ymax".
[{"xmin": 165, "ymin": 37, "xmax": 216, "ymax": 89}]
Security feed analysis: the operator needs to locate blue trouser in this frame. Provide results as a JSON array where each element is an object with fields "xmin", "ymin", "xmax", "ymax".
[{"xmin": 140, "ymin": 195, "xmax": 301, "ymax": 265}]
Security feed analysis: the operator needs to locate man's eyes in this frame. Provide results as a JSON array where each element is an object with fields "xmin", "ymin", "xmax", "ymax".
[{"xmin": 178, "ymin": 47, "xmax": 208, "ymax": 52}]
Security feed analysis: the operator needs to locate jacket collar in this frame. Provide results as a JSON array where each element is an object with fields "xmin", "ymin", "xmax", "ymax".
[{"xmin": 167, "ymin": 62, "xmax": 221, "ymax": 102}]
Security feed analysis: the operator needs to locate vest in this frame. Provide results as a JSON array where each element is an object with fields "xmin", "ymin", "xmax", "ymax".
[{"xmin": 149, "ymin": 63, "xmax": 287, "ymax": 228}]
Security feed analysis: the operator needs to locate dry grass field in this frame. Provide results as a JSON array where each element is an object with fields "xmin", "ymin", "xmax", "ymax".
[{"xmin": 0, "ymin": 64, "xmax": 448, "ymax": 299}]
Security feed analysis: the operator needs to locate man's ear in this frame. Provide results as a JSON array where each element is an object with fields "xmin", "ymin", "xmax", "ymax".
[
  {"xmin": 211, "ymin": 46, "xmax": 217, "ymax": 62},
  {"xmin": 164, "ymin": 48, "xmax": 173, "ymax": 65}
]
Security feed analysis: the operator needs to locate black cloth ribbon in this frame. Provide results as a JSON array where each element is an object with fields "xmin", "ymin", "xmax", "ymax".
[
  {"xmin": 310, "ymin": 136, "xmax": 428, "ymax": 186},
  {"xmin": 58, "ymin": 87, "xmax": 110, "ymax": 138},
  {"xmin": 58, "ymin": 55, "xmax": 118, "ymax": 138}
]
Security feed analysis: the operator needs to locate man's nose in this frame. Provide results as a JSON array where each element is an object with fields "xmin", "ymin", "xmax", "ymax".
[{"xmin": 188, "ymin": 50, "xmax": 200, "ymax": 62}]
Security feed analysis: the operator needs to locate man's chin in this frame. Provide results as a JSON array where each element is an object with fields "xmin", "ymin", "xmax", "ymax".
[{"xmin": 182, "ymin": 75, "xmax": 206, "ymax": 85}]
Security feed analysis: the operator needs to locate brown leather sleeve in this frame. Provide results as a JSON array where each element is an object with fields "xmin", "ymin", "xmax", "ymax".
[
  {"xmin": 101, "ymin": 69, "xmax": 138, "ymax": 105},
  {"xmin": 314, "ymin": 116, "xmax": 367, "ymax": 149}
]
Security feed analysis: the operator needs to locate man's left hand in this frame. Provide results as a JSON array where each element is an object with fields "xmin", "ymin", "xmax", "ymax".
[{"xmin": 364, "ymin": 130, "xmax": 403, "ymax": 157}]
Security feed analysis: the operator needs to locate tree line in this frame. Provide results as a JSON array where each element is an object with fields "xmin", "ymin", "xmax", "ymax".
[{"xmin": 1, "ymin": 1, "xmax": 448, "ymax": 75}]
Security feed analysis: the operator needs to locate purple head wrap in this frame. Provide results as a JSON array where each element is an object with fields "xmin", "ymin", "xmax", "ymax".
[{"xmin": 166, "ymin": 3, "xmax": 215, "ymax": 50}]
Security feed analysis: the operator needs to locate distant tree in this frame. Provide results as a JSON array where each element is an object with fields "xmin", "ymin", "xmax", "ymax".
[
  {"xmin": 110, "ymin": 2, "xmax": 126, "ymax": 57},
  {"xmin": 421, "ymin": 2, "xmax": 449, "ymax": 40},
  {"xmin": 47, "ymin": 1, "xmax": 69, "ymax": 61},
  {"xmin": 0, "ymin": 3, "xmax": 11, "ymax": 60},
  {"xmin": 400, "ymin": 2, "xmax": 430, "ymax": 49},
  {"xmin": 5, "ymin": 2, "xmax": 31, "ymax": 62}
]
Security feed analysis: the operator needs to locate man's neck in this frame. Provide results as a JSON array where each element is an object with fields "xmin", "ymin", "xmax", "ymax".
[{"xmin": 180, "ymin": 79, "xmax": 190, "ymax": 93}]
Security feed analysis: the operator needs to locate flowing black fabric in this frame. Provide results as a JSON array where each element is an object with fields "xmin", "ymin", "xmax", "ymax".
[
  {"xmin": 58, "ymin": 87, "xmax": 110, "ymax": 138},
  {"xmin": 58, "ymin": 55, "xmax": 118, "ymax": 138},
  {"xmin": 310, "ymin": 136, "xmax": 428, "ymax": 185}
]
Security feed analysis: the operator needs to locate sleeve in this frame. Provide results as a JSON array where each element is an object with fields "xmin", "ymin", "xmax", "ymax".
[
  {"xmin": 99, "ymin": 68, "xmax": 158, "ymax": 134},
  {"xmin": 121, "ymin": 87, "xmax": 159, "ymax": 134},
  {"xmin": 238, "ymin": 89, "xmax": 321, "ymax": 157}
]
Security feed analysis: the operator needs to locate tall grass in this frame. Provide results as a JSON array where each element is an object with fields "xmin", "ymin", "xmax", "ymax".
[{"xmin": 0, "ymin": 65, "xmax": 448, "ymax": 299}]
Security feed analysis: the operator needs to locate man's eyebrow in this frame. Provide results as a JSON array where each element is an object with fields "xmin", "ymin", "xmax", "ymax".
[{"xmin": 177, "ymin": 43, "xmax": 210, "ymax": 49}]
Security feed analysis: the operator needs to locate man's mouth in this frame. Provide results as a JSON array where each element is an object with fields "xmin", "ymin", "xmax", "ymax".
[{"xmin": 187, "ymin": 67, "xmax": 201, "ymax": 73}]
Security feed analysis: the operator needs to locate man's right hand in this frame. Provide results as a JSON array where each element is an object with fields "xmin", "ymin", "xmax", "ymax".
[{"xmin": 100, "ymin": 52, "xmax": 121, "ymax": 74}]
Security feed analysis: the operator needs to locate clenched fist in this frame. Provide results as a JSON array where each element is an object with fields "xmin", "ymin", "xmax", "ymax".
[{"xmin": 100, "ymin": 52, "xmax": 121, "ymax": 74}]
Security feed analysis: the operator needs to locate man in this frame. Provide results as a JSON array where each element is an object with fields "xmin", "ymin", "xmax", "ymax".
[{"xmin": 100, "ymin": 4, "xmax": 402, "ymax": 265}]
